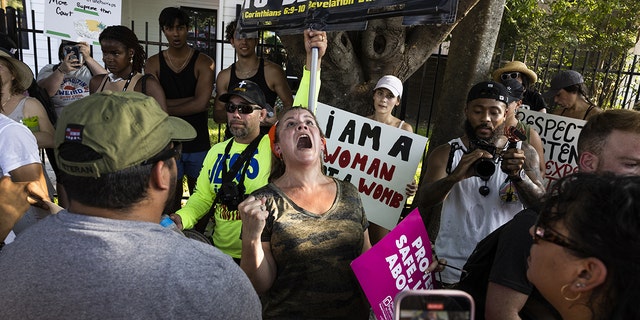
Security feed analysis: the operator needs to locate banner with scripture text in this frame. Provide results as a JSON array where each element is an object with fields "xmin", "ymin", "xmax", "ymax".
[
  {"xmin": 516, "ymin": 109, "xmax": 585, "ymax": 188},
  {"xmin": 351, "ymin": 208, "xmax": 435, "ymax": 320},
  {"xmin": 315, "ymin": 102, "xmax": 428, "ymax": 230},
  {"xmin": 44, "ymin": 0, "xmax": 121, "ymax": 44},
  {"xmin": 239, "ymin": 0, "xmax": 458, "ymax": 34}
]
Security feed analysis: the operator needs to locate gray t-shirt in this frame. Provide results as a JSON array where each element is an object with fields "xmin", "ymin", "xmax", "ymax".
[{"xmin": 0, "ymin": 210, "xmax": 261, "ymax": 319}]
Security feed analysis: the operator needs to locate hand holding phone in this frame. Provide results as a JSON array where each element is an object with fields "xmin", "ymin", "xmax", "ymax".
[
  {"xmin": 64, "ymin": 45, "xmax": 83, "ymax": 65},
  {"xmin": 394, "ymin": 289, "xmax": 475, "ymax": 320}
]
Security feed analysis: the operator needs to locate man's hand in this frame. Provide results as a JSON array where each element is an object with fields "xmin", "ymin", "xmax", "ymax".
[
  {"xmin": 500, "ymin": 148, "xmax": 526, "ymax": 177},
  {"xmin": 0, "ymin": 177, "xmax": 49, "ymax": 242}
]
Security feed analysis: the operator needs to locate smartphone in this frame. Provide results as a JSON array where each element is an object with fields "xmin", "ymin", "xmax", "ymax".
[
  {"xmin": 64, "ymin": 45, "xmax": 83, "ymax": 64},
  {"xmin": 394, "ymin": 289, "xmax": 475, "ymax": 320}
]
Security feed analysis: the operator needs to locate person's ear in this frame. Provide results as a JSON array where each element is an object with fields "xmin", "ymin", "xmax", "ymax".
[
  {"xmin": 260, "ymin": 108, "xmax": 267, "ymax": 121},
  {"xmin": 149, "ymin": 160, "xmax": 171, "ymax": 192},
  {"xmin": 574, "ymin": 257, "xmax": 607, "ymax": 292},
  {"xmin": 274, "ymin": 143, "xmax": 282, "ymax": 158},
  {"xmin": 579, "ymin": 151, "xmax": 599, "ymax": 173}
]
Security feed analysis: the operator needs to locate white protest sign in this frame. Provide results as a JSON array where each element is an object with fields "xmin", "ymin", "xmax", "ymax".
[
  {"xmin": 516, "ymin": 109, "xmax": 585, "ymax": 188},
  {"xmin": 315, "ymin": 102, "xmax": 428, "ymax": 230},
  {"xmin": 44, "ymin": 0, "xmax": 121, "ymax": 43}
]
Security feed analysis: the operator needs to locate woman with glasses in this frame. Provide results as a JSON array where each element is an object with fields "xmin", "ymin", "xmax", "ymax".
[
  {"xmin": 493, "ymin": 61, "xmax": 548, "ymax": 113},
  {"xmin": 527, "ymin": 173, "xmax": 640, "ymax": 320}
]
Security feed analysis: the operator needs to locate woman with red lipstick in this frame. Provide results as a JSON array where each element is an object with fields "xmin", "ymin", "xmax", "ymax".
[
  {"xmin": 90, "ymin": 26, "xmax": 167, "ymax": 111},
  {"xmin": 238, "ymin": 107, "xmax": 372, "ymax": 319}
]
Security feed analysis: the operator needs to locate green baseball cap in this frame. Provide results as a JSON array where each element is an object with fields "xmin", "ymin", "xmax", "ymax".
[{"xmin": 55, "ymin": 91, "xmax": 196, "ymax": 178}]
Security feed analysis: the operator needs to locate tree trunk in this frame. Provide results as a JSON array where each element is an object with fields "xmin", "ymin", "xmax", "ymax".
[{"xmin": 280, "ymin": 0, "xmax": 481, "ymax": 116}]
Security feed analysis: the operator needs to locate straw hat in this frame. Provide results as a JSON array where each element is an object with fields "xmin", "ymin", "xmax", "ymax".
[
  {"xmin": 492, "ymin": 61, "xmax": 538, "ymax": 84},
  {"xmin": 0, "ymin": 50, "xmax": 34, "ymax": 91}
]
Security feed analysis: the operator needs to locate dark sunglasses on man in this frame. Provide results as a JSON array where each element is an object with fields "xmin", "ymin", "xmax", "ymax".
[{"xmin": 225, "ymin": 103, "xmax": 262, "ymax": 114}]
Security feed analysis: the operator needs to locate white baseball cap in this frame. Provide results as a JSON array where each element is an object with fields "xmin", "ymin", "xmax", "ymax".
[{"xmin": 374, "ymin": 75, "xmax": 403, "ymax": 98}]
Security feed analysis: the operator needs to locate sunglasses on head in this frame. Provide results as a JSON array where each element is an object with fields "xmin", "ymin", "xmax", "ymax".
[
  {"xmin": 533, "ymin": 218, "xmax": 586, "ymax": 254},
  {"xmin": 501, "ymin": 72, "xmax": 521, "ymax": 80},
  {"xmin": 225, "ymin": 102, "xmax": 261, "ymax": 114}
]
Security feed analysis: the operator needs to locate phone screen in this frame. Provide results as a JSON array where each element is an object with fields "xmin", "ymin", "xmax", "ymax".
[{"xmin": 395, "ymin": 290, "xmax": 474, "ymax": 320}]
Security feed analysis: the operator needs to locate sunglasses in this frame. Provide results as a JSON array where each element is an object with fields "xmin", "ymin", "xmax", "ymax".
[
  {"xmin": 532, "ymin": 218, "xmax": 585, "ymax": 254},
  {"xmin": 225, "ymin": 103, "xmax": 261, "ymax": 114},
  {"xmin": 141, "ymin": 142, "xmax": 182, "ymax": 166},
  {"xmin": 501, "ymin": 72, "xmax": 521, "ymax": 80}
]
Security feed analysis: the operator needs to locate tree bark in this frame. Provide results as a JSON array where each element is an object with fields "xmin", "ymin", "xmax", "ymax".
[{"xmin": 280, "ymin": 0, "xmax": 481, "ymax": 116}]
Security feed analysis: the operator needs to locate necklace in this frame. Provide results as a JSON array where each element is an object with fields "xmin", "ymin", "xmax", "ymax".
[
  {"xmin": 166, "ymin": 49, "xmax": 192, "ymax": 71},
  {"xmin": 1, "ymin": 94, "xmax": 14, "ymax": 109}
]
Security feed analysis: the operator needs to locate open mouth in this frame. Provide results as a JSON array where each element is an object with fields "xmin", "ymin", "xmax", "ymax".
[{"xmin": 297, "ymin": 134, "xmax": 312, "ymax": 149}]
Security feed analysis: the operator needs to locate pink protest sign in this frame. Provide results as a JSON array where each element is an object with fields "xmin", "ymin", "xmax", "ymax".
[{"xmin": 351, "ymin": 208, "xmax": 436, "ymax": 320}]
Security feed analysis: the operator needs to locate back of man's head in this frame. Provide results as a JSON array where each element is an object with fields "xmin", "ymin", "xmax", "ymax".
[
  {"xmin": 578, "ymin": 109, "xmax": 640, "ymax": 156},
  {"xmin": 159, "ymin": 7, "xmax": 190, "ymax": 28},
  {"xmin": 55, "ymin": 91, "xmax": 195, "ymax": 209}
]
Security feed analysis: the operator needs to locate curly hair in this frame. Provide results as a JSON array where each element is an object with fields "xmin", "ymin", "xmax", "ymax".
[
  {"xmin": 538, "ymin": 173, "xmax": 640, "ymax": 320},
  {"xmin": 225, "ymin": 19, "xmax": 238, "ymax": 42},
  {"xmin": 99, "ymin": 25, "xmax": 146, "ymax": 73}
]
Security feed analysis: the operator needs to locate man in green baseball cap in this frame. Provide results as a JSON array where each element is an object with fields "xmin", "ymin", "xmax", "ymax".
[{"xmin": 0, "ymin": 91, "xmax": 262, "ymax": 319}]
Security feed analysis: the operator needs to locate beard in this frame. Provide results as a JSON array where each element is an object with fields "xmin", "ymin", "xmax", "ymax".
[
  {"xmin": 229, "ymin": 122, "xmax": 250, "ymax": 139},
  {"xmin": 464, "ymin": 120, "xmax": 505, "ymax": 145},
  {"xmin": 162, "ymin": 169, "xmax": 178, "ymax": 216}
]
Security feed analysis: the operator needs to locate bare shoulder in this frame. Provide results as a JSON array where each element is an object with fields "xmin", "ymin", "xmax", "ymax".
[
  {"xmin": 216, "ymin": 68, "xmax": 231, "ymax": 92},
  {"xmin": 429, "ymin": 143, "xmax": 453, "ymax": 163},
  {"xmin": 400, "ymin": 122, "xmax": 414, "ymax": 133},
  {"xmin": 263, "ymin": 60, "xmax": 286, "ymax": 77},
  {"xmin": 196, "ymin": 51, "xmax": 215, "ymax": 66}
]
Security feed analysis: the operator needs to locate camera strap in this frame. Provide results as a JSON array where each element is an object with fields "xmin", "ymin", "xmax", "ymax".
[
  {"xmin": 193, "ymin": 135, "xmax": 264, "ymax": 234},
  {"xmin": 221, "ymin": 134, "xmax": 263, "ymax": 185},
  {"xmin": 446, "ymin": 141, "xmax": 465, "ymax": 175}
]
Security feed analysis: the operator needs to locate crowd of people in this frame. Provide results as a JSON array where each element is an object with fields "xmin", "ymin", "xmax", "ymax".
[{"xmin": 0, "ymin": 6, "xmax": 638, "ymax": 320}]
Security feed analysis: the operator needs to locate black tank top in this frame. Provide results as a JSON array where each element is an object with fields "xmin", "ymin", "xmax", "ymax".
[
  {"xmin": 229, "ymin": 58, "xmax": 278, "ymax": 107},
  {"xmin": 159, "ymin": 50, "xmax": 210, "ymax": 153}
]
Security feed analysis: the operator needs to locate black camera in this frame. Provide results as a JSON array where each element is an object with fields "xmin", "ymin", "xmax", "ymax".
[
  {"xmin": 218, "ymin": 181, "xmax": 246, "ymax": 211},
  {"xmin": 472, "ymin": 142, "xmax": 498, "ymax": 180}
]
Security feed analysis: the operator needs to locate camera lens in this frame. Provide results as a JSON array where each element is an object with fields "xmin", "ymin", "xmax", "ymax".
[{"xmin": 474, "ymin": 158, "xmax": 496, "ymax": 180}]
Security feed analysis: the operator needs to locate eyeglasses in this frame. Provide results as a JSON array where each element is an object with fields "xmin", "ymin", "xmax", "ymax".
[
  {"xmin": 225, "ymin": 103, "xmax": 261, "ymax": 114},
  {"xmin": 532, "ymin": 219, "xmax": 586, "ymax": 254},
  {"xmin": 501, "ymin": 72, "xmax": 521, "ymax": 80},
  {"xmin": 141, "ymin": 142, "xmax": 182, "ymax": 165}
]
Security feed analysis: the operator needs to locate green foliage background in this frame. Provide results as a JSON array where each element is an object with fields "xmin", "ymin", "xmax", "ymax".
[{"xmin": 496, "ymin": 0, "xmax": 640, "ymax": 109}]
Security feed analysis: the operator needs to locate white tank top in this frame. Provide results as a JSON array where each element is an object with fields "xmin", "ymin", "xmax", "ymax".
[{"xmin": 435, "ymin": 137, "xmax": 524, "ymax": 283}]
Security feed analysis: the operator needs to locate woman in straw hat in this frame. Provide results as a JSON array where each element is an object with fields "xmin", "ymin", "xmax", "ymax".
[
  {"xmin": 493, "ymin": 60, "xmax": 547, "ymax": 113},
  {"xmin": 0, "ymin": 51, "xmax": 55, "ymax": 149}
]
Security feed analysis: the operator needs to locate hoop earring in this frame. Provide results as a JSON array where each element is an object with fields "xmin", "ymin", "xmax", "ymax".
[{"xmin": 561, "ymin": 284, "xmax": 582, "ymax": 301}]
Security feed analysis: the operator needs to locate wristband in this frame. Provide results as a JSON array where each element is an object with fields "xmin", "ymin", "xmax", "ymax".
[{"xmin": 57, "ymin": 67, "xmax": 66, "ymax": 74}]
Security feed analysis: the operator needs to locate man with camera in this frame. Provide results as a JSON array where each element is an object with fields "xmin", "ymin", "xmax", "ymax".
[
  {"xmin": 417, "ymin": 80, "xmax": 545, "ymax": 286},
  {"xmin": 171, "ymin": 80, "xmax": 273, "ymax": 263}
]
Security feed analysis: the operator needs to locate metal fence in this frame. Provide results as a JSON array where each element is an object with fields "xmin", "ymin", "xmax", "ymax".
[{"xmin": 5, "ymin": 8, "xmax": 640, "ymax": 182}]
